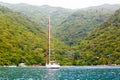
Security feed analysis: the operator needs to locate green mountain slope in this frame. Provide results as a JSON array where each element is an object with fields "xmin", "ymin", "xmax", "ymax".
[
  {"xmin": 0, "ymin": 2, "xmax": 120, "ymax": 66},
  {"xmin": 54, "ymin": 4, "xmax": 120, "ymax": 45},
  {"xmin": 0, "ymin": 5, "xmax": 69, "ymax": 66},
  {"xmin": 75, "ymin": 8, "xmax": 120, "ymax": 65},
  {"xmin": 1, "ymin": 2, "xmax": 120, "ymax": 46},
  {"xmin": 0, "ymin": 2, "xmax": 74, "ymax": 28},
  {"xmin": 0, "ymin": 5, "xmax": 47, "ymax": 66}
]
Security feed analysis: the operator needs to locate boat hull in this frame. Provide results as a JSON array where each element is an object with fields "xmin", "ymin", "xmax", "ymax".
[{"xmin": 46, "ymin": 64, "xmax": 60, "ymax": 69}]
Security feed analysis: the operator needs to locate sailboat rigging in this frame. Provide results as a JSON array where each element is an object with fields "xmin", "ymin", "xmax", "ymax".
[{"xmin": 46, "ymin": 16, "xmax": 60, "ymax": 69}]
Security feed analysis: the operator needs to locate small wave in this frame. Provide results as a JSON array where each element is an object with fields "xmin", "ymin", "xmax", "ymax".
[
  {"xmin": 0, "ymin": 77, "xmax": 8, "ymax": 80},
  {"xmin": 14, "ymin": 78, "xmax": 39, "ymax": 80}
]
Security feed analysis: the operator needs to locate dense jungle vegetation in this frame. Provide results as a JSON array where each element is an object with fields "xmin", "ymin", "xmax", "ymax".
[{"xmin": 0, "ymin": 3, "xmax": 120, "ymax": 66}]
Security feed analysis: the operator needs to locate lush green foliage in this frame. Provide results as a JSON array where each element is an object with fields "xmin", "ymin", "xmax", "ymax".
[
  {"xmin": 0, "ymin": 5, "xmax": 69, "ymax": 66},
  {"xmin": 54, "ymin": 4, "xmax": 120, "ymax": 45},
  {"xmin": 74, "ymin": 9, "xmax": 120, "ymax": 65},
  {"xmin": 0, "ymin": 2, "xmax": 74, "ymax": 28},
  {"xmin": 0, "ymin": 3, "xmax": 120, "ymax": 66},
  {"xmin": 0, "ymin": 5, "xmax": 47, "ymax": 66}
]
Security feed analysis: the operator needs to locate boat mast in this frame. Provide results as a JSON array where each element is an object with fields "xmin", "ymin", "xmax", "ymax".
[
  {"xmin": 46, "ymin": 40, "xmax": 48, "ymax": 64},
  {"xmin": 46, "ymin": 16, "xmax": 51, "ymax": 64},
  {"xmin": 48, "ymin": 16, "xmax": 51, "ymax": 63}
]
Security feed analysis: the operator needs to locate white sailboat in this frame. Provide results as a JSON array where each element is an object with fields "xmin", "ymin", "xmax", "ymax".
[{"xmin": 46, "ymin": 16, "xmax": 60, "ymax": 69}]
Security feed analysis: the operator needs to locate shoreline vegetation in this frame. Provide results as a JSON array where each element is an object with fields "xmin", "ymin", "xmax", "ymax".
[{"xmin": 1, "ymin": 64, "xmax": 120, "ymax": 67}]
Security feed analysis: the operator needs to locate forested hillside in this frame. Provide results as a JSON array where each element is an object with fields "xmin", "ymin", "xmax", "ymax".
[
  {"xmin": 74, "ymin": 8, "xmax": 120, "ymax": 65},
  {"xmin": 0, "ymin": 2, "xmax": 120, "ymax": 66},
  {"xmin": 0, "ymin": 5, "xmax": 70, "ymax": 66},
  {"xmin": 0, "ymin": 2, "xmax": 74, "ymax": 28},
  {"xmin": 54, "ymin": 4, "xmax": 120, "ymax": 45},
  {"xmin": 0, "ymin": 5, "xmax": 48, "ymax": 66},
  {"xmin": 1, "ymin": 2, "xmax": 120, "ymax": 46}
]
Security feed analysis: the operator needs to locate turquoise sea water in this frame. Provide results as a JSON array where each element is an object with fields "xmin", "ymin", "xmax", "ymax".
[{"xmin": 0, "ymin": 66, "xmax": 120, "ymax": 80}]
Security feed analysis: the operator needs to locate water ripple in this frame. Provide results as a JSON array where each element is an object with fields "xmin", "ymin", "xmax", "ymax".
[{"xmin": 0, "ymin": 66, "xmax": 120, "ymax": 80}]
